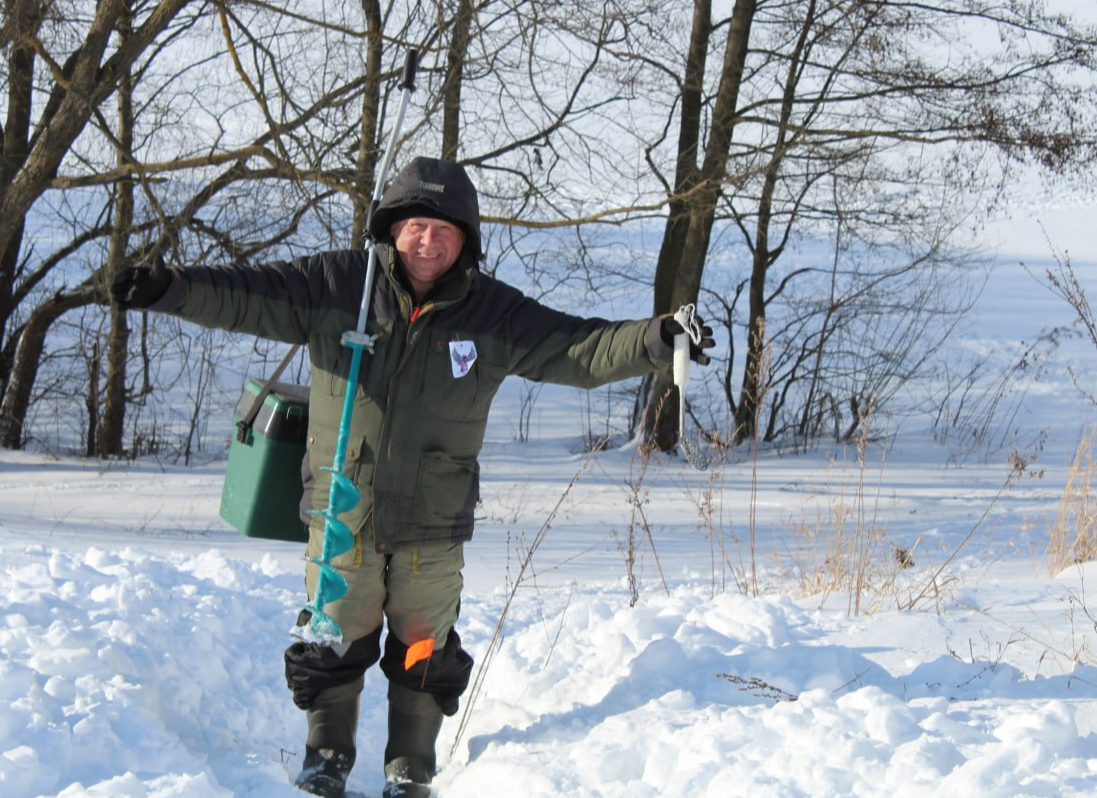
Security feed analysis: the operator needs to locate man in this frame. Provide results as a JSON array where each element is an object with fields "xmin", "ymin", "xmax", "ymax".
[{"xmin": 111, "ymin": 157, "xmax": 713, "ymax": 797}]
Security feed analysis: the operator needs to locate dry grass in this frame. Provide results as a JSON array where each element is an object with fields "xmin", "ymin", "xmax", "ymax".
[
  {"xmin": 1047, "ymin": 425, "xmax": 1097, "ymax": 575},
  {"xmin": 450, "ymin": 445, "xmax": 602, "ymax": 756},
  {"xmin": 783, "ymin": 442, "xmax": 904, "ymax": 616}
]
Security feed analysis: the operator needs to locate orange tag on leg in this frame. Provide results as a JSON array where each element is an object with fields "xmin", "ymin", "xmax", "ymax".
[{"xmin": 404, "ymin": 638, "xmax": 435, "ymax": 671}]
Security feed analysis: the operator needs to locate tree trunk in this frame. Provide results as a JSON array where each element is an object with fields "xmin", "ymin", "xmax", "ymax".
[
  {"xmin": 733, "ymin": 0, "xmax": 813, "ymax": 444},
  {"xmin": 351, "ymin": 0, "xmax": 383, "ymax": 247},
  {"xmin": 0, "ymin": 8, "xmax": 39, "ymax": 392},
  {"xmin": 441, "ymin": 0, "xmax": 475, "ymax": 161},
  {"xmin": 651, "ymin": 0, "xmax": 711, "ymax": 316},
  {"xmin": 99, "ymin": 6, "xmax": 135, "ymax": 457},
  {"xmin": 644, "ymin": 0, "xmax": 757, "ymax": 451},
  {"xmin": 641, "ymin": 0, "xmax": 713, "ymax": 452},
  {"xmin": 0, "ymin": 287, "xmax": 94, "ymax": 448},
  {"xmin": 86, "ymin": 341, "xmax": 101, "ymax": 457}
]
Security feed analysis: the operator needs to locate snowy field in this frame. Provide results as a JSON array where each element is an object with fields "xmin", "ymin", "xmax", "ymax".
[{"xmin": 2, "ymin": 189, "xmax": 1097, "ymax": 797}]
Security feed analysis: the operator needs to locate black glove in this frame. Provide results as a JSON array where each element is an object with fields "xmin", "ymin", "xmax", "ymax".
[
  {"xmin": 111, "ymin": 254, "xmax": 172, "ymax": 310},
  {"xmin": 660, "ymin": 313, "xmax": 715, "ymax": 366}
]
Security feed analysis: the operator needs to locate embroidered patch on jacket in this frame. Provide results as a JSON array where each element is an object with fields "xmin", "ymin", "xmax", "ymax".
[{"xmin": 449, "ymin": 340, "xmax": 477, "ymax": 378}]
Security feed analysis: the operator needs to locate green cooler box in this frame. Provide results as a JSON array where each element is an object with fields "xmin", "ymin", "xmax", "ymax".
[{"xmin": 220, "ymin": 378, "xmax": 311, "ymax": 542}]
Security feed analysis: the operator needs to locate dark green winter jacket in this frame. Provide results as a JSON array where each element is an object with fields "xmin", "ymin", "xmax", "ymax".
[{"xmin": 150, "ymin": 158, "xmax": 673, "ymax": 551}]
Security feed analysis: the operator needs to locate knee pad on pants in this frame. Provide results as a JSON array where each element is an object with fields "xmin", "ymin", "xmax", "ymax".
[
  {"xmin": 380, "ymin": 629, "xmax": 474, "ymax": 716},
  {"xmin": 285, "ymin": 615, "xmax": 382, "ymax": 710}
]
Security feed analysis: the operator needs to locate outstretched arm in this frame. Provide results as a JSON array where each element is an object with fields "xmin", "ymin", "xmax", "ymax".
[
  {"xmin": 504, "ymin": 294, "xmax": 713, "ymax": 388},
  {"xmin": 110, "ymin": 250, "xmax": 369, "ymax": 345}
]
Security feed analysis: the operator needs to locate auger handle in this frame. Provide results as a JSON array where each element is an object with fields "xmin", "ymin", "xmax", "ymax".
[{"xmin": 400, "ymin": 49, "xmax": 418, "ymax": 91}]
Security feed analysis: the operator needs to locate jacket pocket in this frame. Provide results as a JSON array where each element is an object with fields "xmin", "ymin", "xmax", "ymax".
[
  {"xmin": 419, "ymin": 335, "xmax": 506, "ymax": 421},
  {"xmin": 413, "ymin": 451, "xmax": 479, "ymax": 529},
  {"xmin": 306, "ymin": 420, "xmax": 373, "ymax": 531}
]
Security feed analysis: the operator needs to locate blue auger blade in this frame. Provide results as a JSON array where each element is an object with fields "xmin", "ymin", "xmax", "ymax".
[
  {"xmin": 295, "ymin": 604, "xmax": 343, "ymax": 643},
  {"xmin": 323, "ymin": 468, "xmax": 361, "ymax": 514},
  {"xmin": 319, "ymin": 512, "xmax": 355, "ymax": 559},
  {"xmin": 306, "ymin": 507, "xmax": 355, "ymax": 559},
  {"xmin": 310, "ymin": 558, "xmax": 349, "ymax": 633},
  {"xmin": 313, "ymin": 560, "xmax": 349, "ymax": 602}
]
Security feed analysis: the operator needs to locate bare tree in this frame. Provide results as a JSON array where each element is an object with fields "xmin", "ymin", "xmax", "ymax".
[
  {"xmin": 0, "ymin": 0, "xmax": 197, "ymax": 448},
  {"xmin": 3, "ymin": 0, "xmax": 1096, "ymax": 461},
  {"xmin": 99, "ymin": 1, "xmax": 137, "ymax": 456},
  {"xmin": 636, "ymin": 0, "xmax": 1097, "ymax": 450},
  {"xmin": 0, "ymin": 2, "xmax": 419, "ymax": 450},
  {"xmin": 350, "ymin": 0, "xmax": 383, "ymax": 247},
  {"xmin": 642, "ymin": 0, "xmax": 757, "ymax": 452}
]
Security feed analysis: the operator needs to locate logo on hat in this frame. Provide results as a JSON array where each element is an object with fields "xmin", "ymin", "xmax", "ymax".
[{"xmin": 420, "ymin": 180, "xmax": 446, "ymax": 193}]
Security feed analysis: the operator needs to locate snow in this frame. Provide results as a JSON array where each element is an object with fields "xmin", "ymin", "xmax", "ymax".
[
  {"xmin": 3, "ymin": 199, "xmax": 1097, "ymax": 796},
  {"xmin": 5, "ymin": 497, "xmax": 1097, "ymax": 798}
]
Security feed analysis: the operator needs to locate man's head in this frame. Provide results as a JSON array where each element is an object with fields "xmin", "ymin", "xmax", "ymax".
[
  {"xmin": 389, "ymin": 212, "xmax": 466, "ymax": 298},
  {"xmin": 370, "ymin": 157, "xmax": 482, "ymax": 258},
  {"xmin": 370, "ymin": 157, "xmax": 483, "ymax": 299}
]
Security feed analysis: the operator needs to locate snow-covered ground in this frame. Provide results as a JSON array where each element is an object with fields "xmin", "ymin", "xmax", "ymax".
[{"xmin": 2, "ymin": 190, "xmax": 1097, "ymax": 797}]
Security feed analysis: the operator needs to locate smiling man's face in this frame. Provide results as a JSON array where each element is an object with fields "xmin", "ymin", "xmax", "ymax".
[{"xmin": 391, "ymin": 217, "xmax": 465, "ymax": 300}]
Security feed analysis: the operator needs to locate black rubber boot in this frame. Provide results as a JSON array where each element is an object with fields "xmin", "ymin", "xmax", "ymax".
[
  {"xmin": 295, "ymin": 745, "xmax": 356, "ymax": 797},
  {"xmin": 296, "ymin": 680, "xmax": 362, "ymax": 797},
  {"xmin": 382, "ymin": 684, "xmax": 444, "ymax": 798}
]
